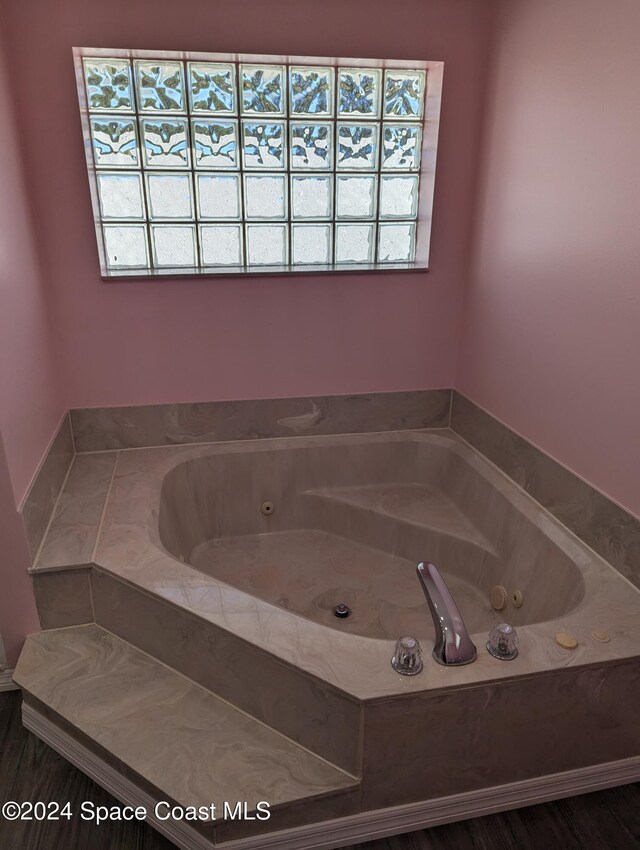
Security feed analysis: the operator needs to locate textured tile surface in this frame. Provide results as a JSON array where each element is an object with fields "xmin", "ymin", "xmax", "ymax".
[
  {"xmin": 362, "ymin": 658, "xmax": 640, "ymax": 810},
  {"xmin": 70, "ymin": 389, "xmax": 451, "ymax": 451},
  {"xmin": 91, "ymin": 569, "xmax": 362, "ymax": 774},
  {"xmin": 4, "ymin": 688, "xmax": 640, "ymax": 850},
  {"xmin": 14, "ymin": 625, "xmax": 358, "ymax": 813},
  {"xmin": 32, "ymin": 568, "xmax": 93, "ymax": 629},
  {"xmin": 36, "ymin": 453, "xmax": 117, "ymax": 569},
  {"xmin": 451, "ymin": 393, "xmax": 640, "ymax": 589},
  {"xmin": 21, "ymin": 415, "xmax": 74, "ymax": 560}
]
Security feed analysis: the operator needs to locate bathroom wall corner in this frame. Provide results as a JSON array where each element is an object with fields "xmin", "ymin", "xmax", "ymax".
[{"xmin": 450, "ymin": 391, "xmax": 640, "ymax": 589}]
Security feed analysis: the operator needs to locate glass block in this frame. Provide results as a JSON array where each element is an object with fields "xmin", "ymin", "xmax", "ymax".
[
  {"xmin": 196, "ymin": 174, "xmax": 241, "ymax": 220},
  {"xmin": 146, "ymin": 173, "xmax": 194, "ymax": 219},
  {"xmin": 378, "ymin": 222, "xmax": 416, "ymax": 262},
  {"xmin": 291, "ymin": 224, "xmax": 332, "ymax": 265},
  {"xmin": 103, "ymin": 224, "xmax": 148, "ymax": 268},
  {"xmin": 379, "ymin": 175, "xmax": 419, "ymax": 219},
  {"xmin": 192, "ymin": 120, "xmax": 238, "ymax": 169},
  {"xmin": 199, "ymin": 224, "xmax": 243, "ymax": 266},
  {"xmin": 241, "ymin": 65, "xmax": 285, "ymax": 115},
  {"xmin": 290, "ymin": 175, "xmax": 332, "ymax": 220},
  {"xmin": 290, "ymin": 122, "xmax": 332, "ymax": 170},
  {"xmin": 335, "ymin": 223, "xmax": 375, "ymax": 264},
  {"xmin": 244, "ymin": 175, "xmax": 287, "ymax": 220},
  {"xmin": 245, "ymin": 224, "xmax": 288, "ymax": 265},
  {"xmin": 336, "ymin": 175, "xmax": 377, "ymax": 219},
  {"xmin": 96, "ymin": 172, "xmax": 145, "ymax": 220},
  {"xmin": 150, "ymin": 224, "xmax": 197, "ymax": 267},
  {"xmin": 336, "ymin": 124, "xmax": 378, "ymax": 170},
  {"xmin": 141, "ymin": 118, "xmax": 190, "ymax": 168},
  {"xmin": 382, "ymin": 125, "xmax": 422, "ymax": 171},
  {"xmin": 83, "ymin": 59, "xmax": 133, "ymax": 112},
  {"xmin": 90, "ymin": 116, "xmax": 139, "ymax": 168},
  {"xmin": 383, "ymin": 70, "xmax": 425, "ymax": 120},
  {"xmin": 242, "ymin": 121, "xmax": 285, "ymax": 170},
  {"xmin": 188, "ymin": 63, "xmax": 236, "ymax": 114},
  {"xmin": 135, "ymin": 61, "xmax": 185, "ymax": 112},
  {"xmin": 289, "ymin": 67, "xmax": 333, "ymax": 116},
  {"xmin": 338, "ymin": 68, "xmax": 381, "ymax": 118}
]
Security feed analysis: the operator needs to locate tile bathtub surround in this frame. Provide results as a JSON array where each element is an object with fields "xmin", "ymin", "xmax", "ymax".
[
  {"xmin": 88, "ymin": 431, "xmax": 640, "ymax": 701},
  {"xmin": 90, "ymin": 568, "xmax": 363, "ymax": 775},
  {"xmin": 450, "ymin": 392, "xmax": 640, "ymax": 590},
  {"xmin": 32, "ymin": 568, "xmax": 93, "ymax": 630},
  {"xmin": 14, "ymin": 625, "xmax": 358, "ymax": 825},
  {"xmin": 17, "ymin": 424, "xmax": 640, "ymax": 843},
  {"xmin": 15, "ymin": 621, "xmax": 640, "ymax": 844},
  {"xmin": 69, "ymin": 389, "xmax": 451, "ymax": 451},
  {"xmin": 28, "ymin": 424, "xmax": 640, "ymax": 676},
  {"xmin": 35, "ymin": 452, "xmax": 117, "ymax": 570},
  {"xmin": 361, "ymin": 657, "xmax": 640, "ymax": 811},
  {"xmin": 20, "ymin": 414, "xmax": 75, "ymax": 560}
]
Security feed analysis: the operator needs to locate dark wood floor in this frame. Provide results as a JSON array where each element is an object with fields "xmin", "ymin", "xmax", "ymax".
[{"xmin": 1, "ymin": 690, "xmax": 639, "ymax": 849}]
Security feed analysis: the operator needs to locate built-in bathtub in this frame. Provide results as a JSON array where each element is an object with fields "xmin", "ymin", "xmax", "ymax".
[
  {"xmin": 158, "ymin": 433, "xmax": 587, "ymax": 641},
  {"xmin": 23, "ymin": 427, "xmax": 640, "ymax": 836},
  {"xmin": 90, "ymin": 429, "xmax": 640, "ymax": 706}
]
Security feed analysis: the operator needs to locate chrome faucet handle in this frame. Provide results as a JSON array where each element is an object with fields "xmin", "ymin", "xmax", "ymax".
[
  {"xmin": 391, "ymin": 636, "xmax": 423, "ymax": 676},
  {"xmin": 416, "ymin": 561, "xmax": 477, "ymax": 666},
  {"xmin": 487, "ymin": 622, "xmax": 519, "ymax": 660}
]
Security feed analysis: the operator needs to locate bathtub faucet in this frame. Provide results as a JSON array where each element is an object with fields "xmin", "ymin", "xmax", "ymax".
[{"xmin": 416, "ymin": 561, "xmax": 477, "ymax": 666}]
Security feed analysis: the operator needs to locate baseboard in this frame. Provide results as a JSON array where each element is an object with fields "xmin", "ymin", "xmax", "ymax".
[
  {"xmin": 22, "ymin": 701, "xmax": 640, "ymax": 850},
  {"xmin": 0, "ymin": 669, "xmax": 17, "ymax": 692}
]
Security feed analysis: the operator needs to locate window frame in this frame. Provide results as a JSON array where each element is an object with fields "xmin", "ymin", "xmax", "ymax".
[{"xmin": 73, "ymin": 47, "xmax": 443, "ymax": 280}]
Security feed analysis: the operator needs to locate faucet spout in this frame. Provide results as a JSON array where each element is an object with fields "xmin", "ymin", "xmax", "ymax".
[{"xmin": 416, "ymin": 561, "xmax": 477, "ymax": 666}]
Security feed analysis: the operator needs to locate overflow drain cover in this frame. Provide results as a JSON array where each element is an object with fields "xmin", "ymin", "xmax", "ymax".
[{"xmin": 333, "ymin": 604, "xmax": 352, "ymax": 619}]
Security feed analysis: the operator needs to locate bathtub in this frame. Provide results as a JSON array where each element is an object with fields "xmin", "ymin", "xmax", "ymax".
[
  {"xmin": 158, "ymin": 432, "xmax": 588, "ymax": 640},
  {"xmin": 30, "ymin": 425, "xmax": 635, "ymax": 825},
  {"xmin": 95, "ymin": 429, "xmax": 640, "ymax": 702}
]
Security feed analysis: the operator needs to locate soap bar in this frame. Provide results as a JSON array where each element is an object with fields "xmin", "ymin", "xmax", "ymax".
[{"xmin": 555, "ymin": 631, "xmax": 578, "ymax": 650}]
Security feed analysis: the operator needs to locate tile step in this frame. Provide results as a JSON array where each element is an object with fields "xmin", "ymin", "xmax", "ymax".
[{"xmin": 13, "ymin": 625, "xmax": 359, "ymax": 817}]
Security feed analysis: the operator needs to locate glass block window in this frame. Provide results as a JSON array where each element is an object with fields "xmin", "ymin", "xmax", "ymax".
[{"xmin": 76, "ymin": 50, "xmax": 442, "ymax": 277}]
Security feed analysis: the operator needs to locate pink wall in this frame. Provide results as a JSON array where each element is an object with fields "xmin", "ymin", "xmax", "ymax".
[
  {"xmin": 457, "ymin": 0, "xmax": 640, "ymax": 519},
  {"xmin": 1, "ymin": 0, "xmax": 638, "ymax": 661},
  {"xmin": 0, "ymin": 435, "xmax": 40, "ymax": 667},
  {"xmin": 0, "ymin": 32, "xmax": 64, "ymax": 505},
  {"xmin": 2, "ymin": 0, "xmax": 491, "ymax": 408},
  {"xmin": 0, "ymin": 33, "xmax": 60, "ymax": 664}
]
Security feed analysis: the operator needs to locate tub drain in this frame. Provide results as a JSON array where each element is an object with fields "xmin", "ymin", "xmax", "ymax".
[{"xmin": 333, "ymin": 604, "xmax": 352, "ymax": 619}]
